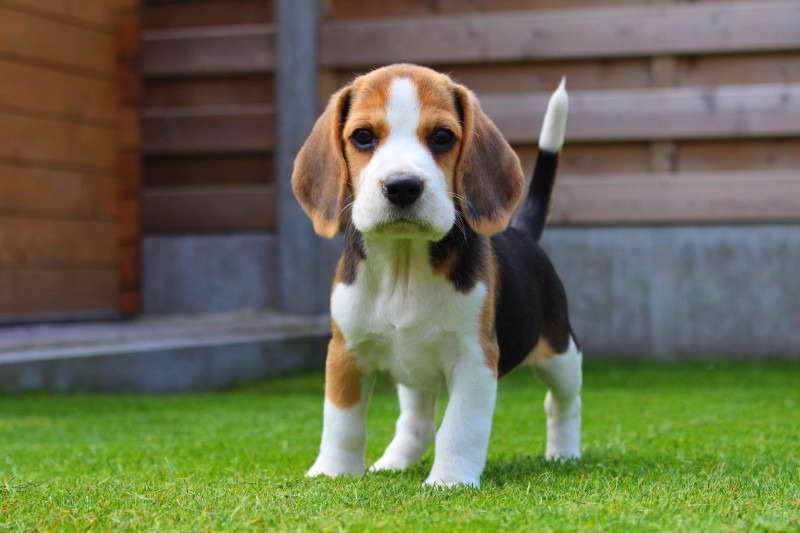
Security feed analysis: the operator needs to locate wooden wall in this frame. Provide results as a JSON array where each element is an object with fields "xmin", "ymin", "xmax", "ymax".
[
  {"xmin": 322, "ymin": 0, "xmax": 800, "ymax": 224},
  {"xmin": 141, "ymin": 0, "xmax": 800, "ymax": 236},
  {"xmin": 141, "ymin": 0, "xmax": 275, "ymax": 234},
  {"xmin": 0, "ymin": 0, "xmax": 140, "ymax": 322}
]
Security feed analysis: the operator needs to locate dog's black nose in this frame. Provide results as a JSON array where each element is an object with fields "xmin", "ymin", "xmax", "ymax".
[{"xmin": 383, "ymin": 175, "xmax": 424, "ymax": 207}]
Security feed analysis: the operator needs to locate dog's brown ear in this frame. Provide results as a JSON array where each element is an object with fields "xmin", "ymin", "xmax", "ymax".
[
  {"xmin": 291, "ymin": 86, "xmax": 352, "ymax": 238},
  {"xmin": 452, "ymin": 84, "xmax": 524, "ymax": 235}
]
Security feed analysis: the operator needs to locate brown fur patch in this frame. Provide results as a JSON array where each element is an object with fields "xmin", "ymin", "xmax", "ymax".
[
  {"xmin": 480, "ymin": 246, "xmax": 500, "ymax": 376},
  {"xmin": 452, "ymin": 84, "xmax": 525, "ymax": 235},
  {"xmin": 291, "ymin": 87, "xmax": 352, "ymax": 238},
  {"xmin": 325, "ymin": 324, "xmax": 362, "ymax": 408},
  {"xmin": 527, "ymin": 336, "xmax": 558, "ymax": 365}
]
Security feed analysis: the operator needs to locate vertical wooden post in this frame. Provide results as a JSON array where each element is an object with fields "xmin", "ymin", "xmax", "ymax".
[
  {"xmin": 276, "ymin": 0, "xmax": 327, "ymax": 313},
  {"xmin": 117, "ymin": 1, "xmax": 142, "ymax": 316}
]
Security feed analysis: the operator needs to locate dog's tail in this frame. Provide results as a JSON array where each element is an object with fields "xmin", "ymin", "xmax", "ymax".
[{"xmin": 515, "ymin": 78, "xmax": 568, "ymax": 242}]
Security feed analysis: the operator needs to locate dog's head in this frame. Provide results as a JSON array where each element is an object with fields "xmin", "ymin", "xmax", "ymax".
[{"xmin": 292, "ymin": 64, "xmax": 524, "ymax": 240}]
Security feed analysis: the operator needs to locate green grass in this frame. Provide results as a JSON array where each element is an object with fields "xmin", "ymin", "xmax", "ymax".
[{"xmin": 2, "ymin": 361, "xmax": 799, "ymax": 532}]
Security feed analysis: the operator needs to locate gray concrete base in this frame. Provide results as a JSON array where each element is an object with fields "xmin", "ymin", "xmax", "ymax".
[
  {"xmin": 541, "ymin": 224, "xmax": 800, "ymax": 360},
  {"xmin": 143, "ymin": 233, "xmax": 280, "ymax": 314},
  {"xmin": 0, "ymin": 311, "xmax": 330, "ymax": 393}
]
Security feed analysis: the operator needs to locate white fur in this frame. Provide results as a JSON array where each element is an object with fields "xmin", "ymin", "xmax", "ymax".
[
  {"xmin": 529, "ymin": 337, "xmax": 582, "ymax": 460},
  {"xmin": 331, "ymin": 239, "xmax": 486, "ymax": 392},
  {"xmin": 330, "ymin": 238, "xmax": 495, "ymax": 486},
  {"xmin": 370, "ymin": 384, "xmax": 436, "ymax": 471},
  {"xmin": 538, "ymin": 78, "xmax": 569, "ymax": 153},
  {"xmin": 307, "ymin": 377, "xmax": 375, "ymax": 477},
  {"xmin": 425, "ymin": 357, "xmax": 496, "ymax": 487},
  {"xmin": 351, "ymin": 77, "xmax": 455, "ymax": 238}
]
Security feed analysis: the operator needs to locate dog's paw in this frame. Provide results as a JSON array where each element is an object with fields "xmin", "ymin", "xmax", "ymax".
[
  {"xmin": 544, "ymin": 449, "xmax": 581, "ymax": 462},
  {"xmin": 369, "ymin": 453, "xmax": 415, "ymax": 472},
  {"xmin": 423, "ymin": 473, "xmax": 480, "ymax": 488},
  {"xmin": 306, "ymin": 454, "xmax": 365, "ymax": 478}
]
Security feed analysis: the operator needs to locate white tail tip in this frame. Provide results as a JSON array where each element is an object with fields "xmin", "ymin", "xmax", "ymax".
[{"xmin": 538, "ymin": 77, "xmax": 569, "ymax": 153}]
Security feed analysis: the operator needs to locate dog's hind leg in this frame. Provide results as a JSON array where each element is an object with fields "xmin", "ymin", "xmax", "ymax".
[
  {"xmin": 370, "ymin": 384, "xmax": 436, "ymax": 472},
  {"xmin": 528, "ymin": 337, "xmax": 582, "ymax": 460}
]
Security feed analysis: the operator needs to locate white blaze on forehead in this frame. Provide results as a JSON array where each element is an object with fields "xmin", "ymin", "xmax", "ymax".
[
  {"xmin": 386, "ymin": 77, "xmax": 421, "ymax": 137},
  {"xmin": 350, "ymin": 75, "xmax": 455, "ymax": 236}
]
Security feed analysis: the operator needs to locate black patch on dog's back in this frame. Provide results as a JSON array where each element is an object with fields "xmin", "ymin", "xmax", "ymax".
[{"xmin": 492, "ymin": 228, "xmax": 573, "ymax": 376}]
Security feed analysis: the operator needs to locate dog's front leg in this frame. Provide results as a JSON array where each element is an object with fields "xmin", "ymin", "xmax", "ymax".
[
  {"xmin": 424, "ymin": 350, "xmax": 497, "ymax": 488},
  {"xmin": 307, "ymin": 332, "xmax": 374, "ymax": 478}
]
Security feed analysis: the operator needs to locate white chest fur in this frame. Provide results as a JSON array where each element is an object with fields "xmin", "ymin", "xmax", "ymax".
[{"xmin": 331, "ymin": 239, "xmax": 486, "ymax": 392}]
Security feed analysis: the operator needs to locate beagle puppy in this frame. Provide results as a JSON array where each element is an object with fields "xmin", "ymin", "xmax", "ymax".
[{"xmin": 292, "ymin": 64, "xmax": 580, "ymax": 487}]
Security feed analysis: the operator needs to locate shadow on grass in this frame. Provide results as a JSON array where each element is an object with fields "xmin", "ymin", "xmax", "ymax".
[{"xmin": 481, "ymin": 449, "xmax": 787, "ymax": 488}]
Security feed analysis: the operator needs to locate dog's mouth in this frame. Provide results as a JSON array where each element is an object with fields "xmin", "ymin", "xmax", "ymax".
[{"xmin": 369, "ymin": 218, "xmax": 442, "ymax": 239}]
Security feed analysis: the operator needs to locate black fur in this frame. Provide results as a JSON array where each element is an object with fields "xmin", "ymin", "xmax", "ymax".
[
  {"xmin": 513, "ymin": 150, "xmax": 559, "ymax": 241},
  {"xmin": 492, "ymin": 228, "xmax": 573, "ymax": 377},
  {"xmin": 429, "ymin": 214, "xmax": 487, "ymax": 293}
]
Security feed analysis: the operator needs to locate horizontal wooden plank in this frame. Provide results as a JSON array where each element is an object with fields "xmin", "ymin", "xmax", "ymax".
[
  {"xmin": 0, "ymin": 59, "xmax": 116, "ymax": 122},
  {"xmin": 144, "ymin": 76, "xmax": 274, "ymax": 107},
  {"xmin": 322, "ymin": 1, "xmax": 800, "ymax": 67},
  {"xmin": 142, "ymin": 105, "xmax": 274, "ymax": 154},
  {"xmin": 330, "ymin": 0, "xmax": 664, "ymax": 20},
  {"xmin": 0, "ymin": 113, "xmax": 116, "ymax": 169},
  {"xmin": 0, "ymin": 163, "xmax": 116, "ymax": 218},
  {"xmin": 676, "ymin": 139, "xmax": 800, "ymax": 172},
  {"xmin": 485, "ymin": 83, "xmax": 800, "ymax": 143},
  {"xmin": 431, "ymin": 0, "xmax": 666, "ymax": 16},
  {"xmin": 142, "ymin": 25, "xmax": 275, "ymax": 77},
  {"xmin": 142, "ymin": 186, "xmax": 276, "ymax": 232},
  {"xmin": 676, "ymin": 51, "xmax": 800, "ymax": 87},
  {"xmin": 143, "ymin": 0, "xmax": 272, "ymax": 29},
  {"xmin": 0, "ymin": 6, "xmax": 115, "ymax": 74},
  {"xmin": 144, "ymin": 154, "xmax": 274, "ymax": 186},
  {"xmin": 549, "ymin": 171, "xmax": 800, "ymax": 225},
  {"xmin": 517, "ymin": 142, "xmax": 652, "ymax": 175},
  {"xmin": 4, "ymin": 0, "xmax": 116, "ymax": 30},
  {"xmin": 0, "ymin": 267, "xmax": 118, "ymax": 317},
  {"xmin": 0, "ymin": 217, "xmax": 117, "ymax": 266},
  {"xmin": 431, "ymin": 58, "xmax": 654, "ymax": 94}
]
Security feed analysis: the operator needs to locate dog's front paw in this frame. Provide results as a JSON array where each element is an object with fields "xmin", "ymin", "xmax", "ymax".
[
  {"xmin": 306, "ymin": 453, "xmax": 365, "ymax": 478},
  {"xmin": 544, "ymin": 449, "xmax": 581, "ymax": 462},
  {"xmin": 369, "ymin": 453, "xmax": 416, "ymax": 472},
  {"xmin": 423, "ymin": 472, "xmax": 480, "ymax": 488}
]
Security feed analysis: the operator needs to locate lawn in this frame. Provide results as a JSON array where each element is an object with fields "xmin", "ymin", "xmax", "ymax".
[{"xmin": 1, "ymin": 361, "xmax": 798, "ymax": 532}]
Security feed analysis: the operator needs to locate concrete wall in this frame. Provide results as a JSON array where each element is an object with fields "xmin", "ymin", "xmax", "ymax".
[
  {"xmin": 143, "ymin": 233, "xmax": 341, "ymax": 315},
  {"xmin": 143, "ymin": 233, "xmax": 280, "ymax": 314},
  {"xmin": 1, "ymin": 336, "xmax": 327, "ymax": 393},
  {"xmin": 542, "ymin": 224, "xmax": 800, "ymax": 360},
  {"xmin": 140, "ymin": 226, "xmax": 799, "ymax": 360}
]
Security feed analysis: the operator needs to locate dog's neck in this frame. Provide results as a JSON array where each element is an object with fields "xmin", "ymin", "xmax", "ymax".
[{"xmin": 340, "ymin": 216, "xmax": 487, "ymax": 293}]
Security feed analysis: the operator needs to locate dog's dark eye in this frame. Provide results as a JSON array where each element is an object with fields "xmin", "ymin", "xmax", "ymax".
[
  {"xmin": 351, "ymin": 128, "xmax": 377, "ymax": 151},
  {"xmin": 428, "ymin": 128, "xmax": 456, "ymax": 154}
]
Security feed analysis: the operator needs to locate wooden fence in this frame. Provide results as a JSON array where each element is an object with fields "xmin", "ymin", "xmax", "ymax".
[
  {"xmin": 0, "ymin": 0, "xmax": 139, "ymax": 322},
  {"xmin": 141, "ymin": 0, "xmax": 800, "ymax": 238}
]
